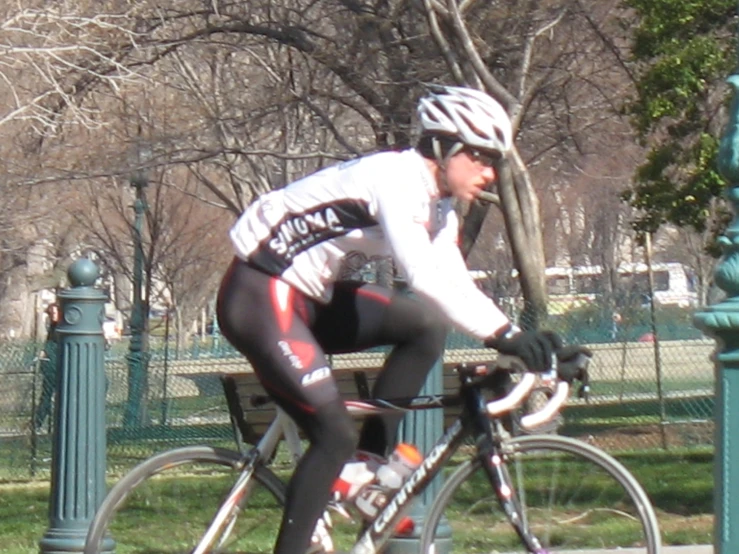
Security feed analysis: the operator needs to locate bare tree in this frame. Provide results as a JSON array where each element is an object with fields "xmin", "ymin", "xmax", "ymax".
[{"xmin": 0, "ymin": 2, "xmax": 149, "ymax": 136}]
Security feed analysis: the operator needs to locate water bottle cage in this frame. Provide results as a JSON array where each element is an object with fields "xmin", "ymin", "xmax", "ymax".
[{"xmin": 354, "ymin": 484, "xmax": 389, "ymax": 519}]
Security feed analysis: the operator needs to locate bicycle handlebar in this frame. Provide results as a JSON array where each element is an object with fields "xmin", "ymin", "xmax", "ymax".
[
  {"xmin": 519, "ymin": 381, "xmax": 569, "ymax": 430},
  {"xmin": 488, "ymin": 350, "xmax": 591, "ymax": 429},
  {"xmin": 484, "ymin": 372, "xmax": 537, "ymax": 416}
]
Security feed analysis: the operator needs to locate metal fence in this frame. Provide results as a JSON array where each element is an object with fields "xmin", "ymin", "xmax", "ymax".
[{"xmin": 0, "ymin": 316, "xmax": 715, "ymax": 483}]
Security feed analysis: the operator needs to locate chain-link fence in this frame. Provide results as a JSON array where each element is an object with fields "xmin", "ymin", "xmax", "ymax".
[{"xmin": 0, "ymin": 313, "xmax": 715, "ymax": 482}]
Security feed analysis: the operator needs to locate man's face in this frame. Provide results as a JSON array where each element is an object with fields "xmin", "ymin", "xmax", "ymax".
[{"xmin": 444, "ymin": 148, "xmax": 498, "ymax": 202}]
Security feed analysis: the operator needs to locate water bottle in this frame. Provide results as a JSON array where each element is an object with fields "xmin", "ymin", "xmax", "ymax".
[
  {"xmin": 375, "ymin": 443, "xmax": 422, "ymax": 490},
  {"xmin": 331, "ymin": 451, "xmax": 384, "ymax": 503},
  {"xmin": 353, "ymin": 443, "xmax": 422, "ymax": 520}
]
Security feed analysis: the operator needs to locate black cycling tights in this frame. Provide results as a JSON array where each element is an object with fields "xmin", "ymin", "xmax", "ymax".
[{"xmin": 216, "ymin": 258, "xmax": 448, "ymax": 554}]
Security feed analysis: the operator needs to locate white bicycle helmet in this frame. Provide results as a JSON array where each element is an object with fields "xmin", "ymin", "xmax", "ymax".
[{"xmin": 417, "ymin": 85, "xmax": 513, "ymax": 155}]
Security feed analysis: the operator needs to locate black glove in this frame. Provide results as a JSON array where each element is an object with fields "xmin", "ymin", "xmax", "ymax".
[{"xmin": 485, "ymin": 328, "xmax": 563, "ymax": 372}]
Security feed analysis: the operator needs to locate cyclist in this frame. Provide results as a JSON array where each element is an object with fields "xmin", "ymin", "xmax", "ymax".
[
  {"xmin": 216, "ymin": 84, "xmax": 562, "ymax": 554},
  {"xmin": 34, "ymin": 302, "xmax": 60, "ymax": 430}
]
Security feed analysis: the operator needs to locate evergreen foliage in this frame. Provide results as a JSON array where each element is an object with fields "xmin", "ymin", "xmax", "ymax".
[{"xmin": 621, "ymin": 0, "xmax": 737, "ymax": 248}]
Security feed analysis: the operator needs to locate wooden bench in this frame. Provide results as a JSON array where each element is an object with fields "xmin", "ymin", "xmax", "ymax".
[
  {"xmin": 177, "ymin": 371, "xmax": 227, "ymax": 396},
  {"xmin": 221, "ymin": 360, "xmax": 497, "ymax": 448}
]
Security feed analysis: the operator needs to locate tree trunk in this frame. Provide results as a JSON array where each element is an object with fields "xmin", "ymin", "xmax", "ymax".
[
  {"xmin": 460, "ymin": 202, "xmax": 490, "ymax": 260},
  {"xmin": 496, "ymin": 156, "xmax": 548, "ymax": 329}
]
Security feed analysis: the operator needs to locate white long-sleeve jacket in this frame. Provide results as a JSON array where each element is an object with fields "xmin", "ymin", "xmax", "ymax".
[{"xmin": 229, "ymin": 149, "xmax": 510, "ymax": 340}]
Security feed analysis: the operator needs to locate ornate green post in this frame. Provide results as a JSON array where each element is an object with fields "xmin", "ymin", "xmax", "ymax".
[
  {"xmin": 123, "ymin": 144, "xmax": 150, "ymax": 428},
  {"xmin": 693, "ymin": 49, "xmax": 739, "ymax": 552},
  {"xmin": 384, "ymin": 356, "xmax": 451, "ymax": 554},
  {"xmin": 384, "ymin": 281, "xmax": 451, "ymax": 554},
  {"xmin": 39, "ymin": 259, "xmax": 113, "ymax": 554}
]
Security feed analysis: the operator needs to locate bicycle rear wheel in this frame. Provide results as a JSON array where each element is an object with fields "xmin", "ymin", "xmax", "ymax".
[
  {"xmin": 84, "ymin": 446, "xmax": 285, "ymax": 554},
  {"xmin": 420, "ymin": 435, "xmax": 661, "ymax": 553}
]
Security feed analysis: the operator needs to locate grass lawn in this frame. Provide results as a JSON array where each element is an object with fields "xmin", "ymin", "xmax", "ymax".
[
  {"xmin": 0, "ymin": 447, "xmax": 713, "ymax": 554},
  {"xmin": 610, "ymin": 448, "xmax": 714, "ymax": 546}
]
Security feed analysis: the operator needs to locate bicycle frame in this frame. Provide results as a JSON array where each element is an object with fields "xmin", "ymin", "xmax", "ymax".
[{"xmin": 255, "ymin": 407, "xmax": 304, "ymax": 464}]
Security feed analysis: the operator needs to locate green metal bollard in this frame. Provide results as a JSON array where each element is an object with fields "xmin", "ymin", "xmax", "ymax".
[
  {"xmin": 384, "ymin": 280, "xmax": 452, "ymax": 554},
  {"xmin": 384, "ymin": 356, "xmax": 452, "ymax": 554},
  {"xmin": 693, "ymin": 73, "xmax": 739, "ymax": 552},
  {"xmin": 39, "ymin": 259, "xmax": 113, "ymax": 554}
]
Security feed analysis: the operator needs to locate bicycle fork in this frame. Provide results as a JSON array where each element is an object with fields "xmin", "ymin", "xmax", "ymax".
[
  {"xmin": 463, "ymin": 382, "xmax": 546, "ymax": 554},
  {"xmin": 479, "ymin": 437, "xmax": 549, "ymax": 554}
]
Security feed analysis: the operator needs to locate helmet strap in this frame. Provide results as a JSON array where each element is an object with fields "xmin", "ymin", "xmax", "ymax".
[{"xmin": 432, "ymin": 137, "xmax": 464, "ymax": 196}]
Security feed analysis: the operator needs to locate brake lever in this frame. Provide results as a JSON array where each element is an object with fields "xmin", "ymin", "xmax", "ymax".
[{"xmin": 560, "ymin": 351, "xmax": 591, "ymax": 401}]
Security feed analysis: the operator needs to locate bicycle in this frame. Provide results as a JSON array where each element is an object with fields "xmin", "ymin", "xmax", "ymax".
[{"xmin": 83, "ymin": 352, "xmax": 662, "ymax": 554}]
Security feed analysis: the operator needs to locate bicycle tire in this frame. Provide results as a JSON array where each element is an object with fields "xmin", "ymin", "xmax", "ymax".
[
  {"xmin": 420, "ymin": 434, "xmax": 661, "ymax": 553},
  {"xmin": 84, "ymin": 445, "xmax": 285, "ymax": 554}
]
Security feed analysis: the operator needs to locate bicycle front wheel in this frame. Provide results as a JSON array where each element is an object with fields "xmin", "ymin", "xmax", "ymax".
[
  {"xmin": 84, "ymin": 446, "xmax": 285, "ymax": 554},
  {"xmin": 420, "ymin": 435, "xmax": 661, "ymax": 553}
]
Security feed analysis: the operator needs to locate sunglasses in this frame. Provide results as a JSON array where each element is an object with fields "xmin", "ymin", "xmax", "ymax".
[{"xmin": 466, "ymin": 148, "xmax": 501, "ymax": 168}]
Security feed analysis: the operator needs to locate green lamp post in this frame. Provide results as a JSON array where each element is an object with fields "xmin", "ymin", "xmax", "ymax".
[
  {"xmin": 123, "ymin": 141, "xmax": 151, "ymax": 429},
  {"xmin": 693, "ymin": 56, "xmax": 739, "ymax": 554}
]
